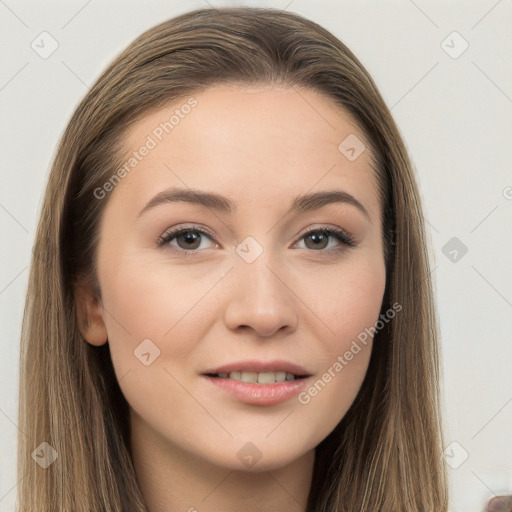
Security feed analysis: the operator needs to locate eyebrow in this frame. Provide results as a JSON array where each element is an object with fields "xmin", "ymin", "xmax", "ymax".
[{"xmin": 137, "ymin": 187, "xmax": 370, "ymax": 220}]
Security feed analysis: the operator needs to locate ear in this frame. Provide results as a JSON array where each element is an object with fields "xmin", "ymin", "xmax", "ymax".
[{"xmin": 74, "ymin": 280, "xmax": 108, "ymax": 347}]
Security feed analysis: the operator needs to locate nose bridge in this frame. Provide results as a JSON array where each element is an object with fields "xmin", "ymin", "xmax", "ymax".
[
  {"xmin": 239, "ymin": 247, "xmax": 282, "ymax": 299},
  {"xmin": 223, "ymin": 237, "xmax": 298, "ymax": 336}
]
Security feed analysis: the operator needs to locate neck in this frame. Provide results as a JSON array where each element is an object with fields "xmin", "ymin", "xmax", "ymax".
[{"xmin": 129, "ymin": 410, "xmax": 315, "ymax": 512}]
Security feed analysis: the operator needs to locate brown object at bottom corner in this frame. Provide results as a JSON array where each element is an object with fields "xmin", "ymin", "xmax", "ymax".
[{"xmin": 485, "ymin": 495, "xmax": 512, "ymax": 512}]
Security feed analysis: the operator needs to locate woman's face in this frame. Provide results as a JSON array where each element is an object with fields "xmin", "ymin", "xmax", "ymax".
[{"xmin": 84, "ymin": 85, "xmax": 386, "ymax": 472}]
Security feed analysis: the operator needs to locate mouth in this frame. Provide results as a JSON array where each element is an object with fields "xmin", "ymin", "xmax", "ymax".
[
  {"xmin": 203, "ymin": 371, "xmax": 308, "ymax": 384},
  {"xmin": 201, "ymin": 365, "xmax": 311, "ymax": 406}
]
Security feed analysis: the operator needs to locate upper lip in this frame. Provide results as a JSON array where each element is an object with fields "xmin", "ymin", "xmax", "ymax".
[{"xmin": 202, "ymin": 359, "xmax": 311, "ymax": 377}]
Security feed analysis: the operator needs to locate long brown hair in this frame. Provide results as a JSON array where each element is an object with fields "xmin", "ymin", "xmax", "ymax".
[{"xmin": 18, "ymin": 7, "xmax": 448, "ymax": 511}]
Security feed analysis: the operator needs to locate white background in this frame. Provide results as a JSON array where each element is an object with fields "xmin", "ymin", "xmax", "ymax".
[{"xmin": 1, "ymin": 1, "xmax": 511, "ymax": 511}]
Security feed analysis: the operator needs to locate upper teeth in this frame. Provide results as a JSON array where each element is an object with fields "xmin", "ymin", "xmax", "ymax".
[{"xmin": 215, "ymin": 371, "xmax": 298, "ymax": 384}]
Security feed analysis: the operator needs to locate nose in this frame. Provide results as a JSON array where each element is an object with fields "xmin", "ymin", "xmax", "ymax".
[{"xmin": 223, "ymin": 250, "xmax": 299, "ymax": 338}]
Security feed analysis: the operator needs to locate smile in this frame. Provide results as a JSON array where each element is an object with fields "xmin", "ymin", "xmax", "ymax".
[{"xmin": 205, "ymin": 371, "xmax": 304, "ymax": 384}]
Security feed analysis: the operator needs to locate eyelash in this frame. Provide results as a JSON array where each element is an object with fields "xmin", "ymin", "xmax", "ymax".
[{"xmin": 157, "ymin": 225, "xmax": 356, "ymax": 257}]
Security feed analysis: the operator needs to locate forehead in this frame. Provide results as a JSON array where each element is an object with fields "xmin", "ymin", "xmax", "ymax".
[{"xmin": 111, "ymin": 85, "xmax": 380, "ymax": 221}]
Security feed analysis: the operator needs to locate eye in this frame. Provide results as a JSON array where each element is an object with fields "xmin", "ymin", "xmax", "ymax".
[
  {"xmin": 294, "ymin": 227, "xmax": 356, "ymax": 251},
  {"xmin": 157, "ymin": 226, "xmax": 217, "ymax": 254},
  {"xmin": 157, "ymin": 224, "xmax": 356, "ymax": 256}
]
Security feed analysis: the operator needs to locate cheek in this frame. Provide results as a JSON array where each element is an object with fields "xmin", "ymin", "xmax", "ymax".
[
  {"xmin": 96, "ymin": 256, "xmax": 234, "ymax": 404},
  {"xmin": 295, "ymin": 255, "xmax": 386, "ymax": 417},
  {"xmin": 99, "ymin": 258, "xmax": 225, "ymax": 343},
  {"xmin": 96, "ymin": 259, "xmax": 220, "ymax": 425},
  {"xmin": 295, "ymin": 251, "xmax": 386, "ymax": 344}
]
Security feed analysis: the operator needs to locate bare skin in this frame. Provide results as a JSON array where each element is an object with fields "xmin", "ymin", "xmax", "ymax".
[{"xmin": 77, "ymin": 85, "xmax": 386, "ymax": 512}]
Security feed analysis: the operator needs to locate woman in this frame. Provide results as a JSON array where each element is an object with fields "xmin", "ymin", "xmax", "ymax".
[{"xmin": 18, "ymin": 6, "xmax": 449, "ymax": 511}]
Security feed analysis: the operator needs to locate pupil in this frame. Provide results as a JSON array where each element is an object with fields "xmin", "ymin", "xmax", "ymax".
[
  {"xmin": 307, "ymin": 232, "xmax": 327, "ymax": 249},
  {"xmin": 179, "ymin": 231, "xmax": 200, "ymax": 249}
]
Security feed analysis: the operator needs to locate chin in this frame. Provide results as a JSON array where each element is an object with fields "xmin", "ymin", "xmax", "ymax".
[{"xmin": 208, "ymin": 440, "xmax": 313, "ymax": 474}]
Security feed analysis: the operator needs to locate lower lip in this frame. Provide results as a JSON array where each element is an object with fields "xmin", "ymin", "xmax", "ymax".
[{"xmin": 202, "ymin": 375, "xmax": 310, "ymax": 406}]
